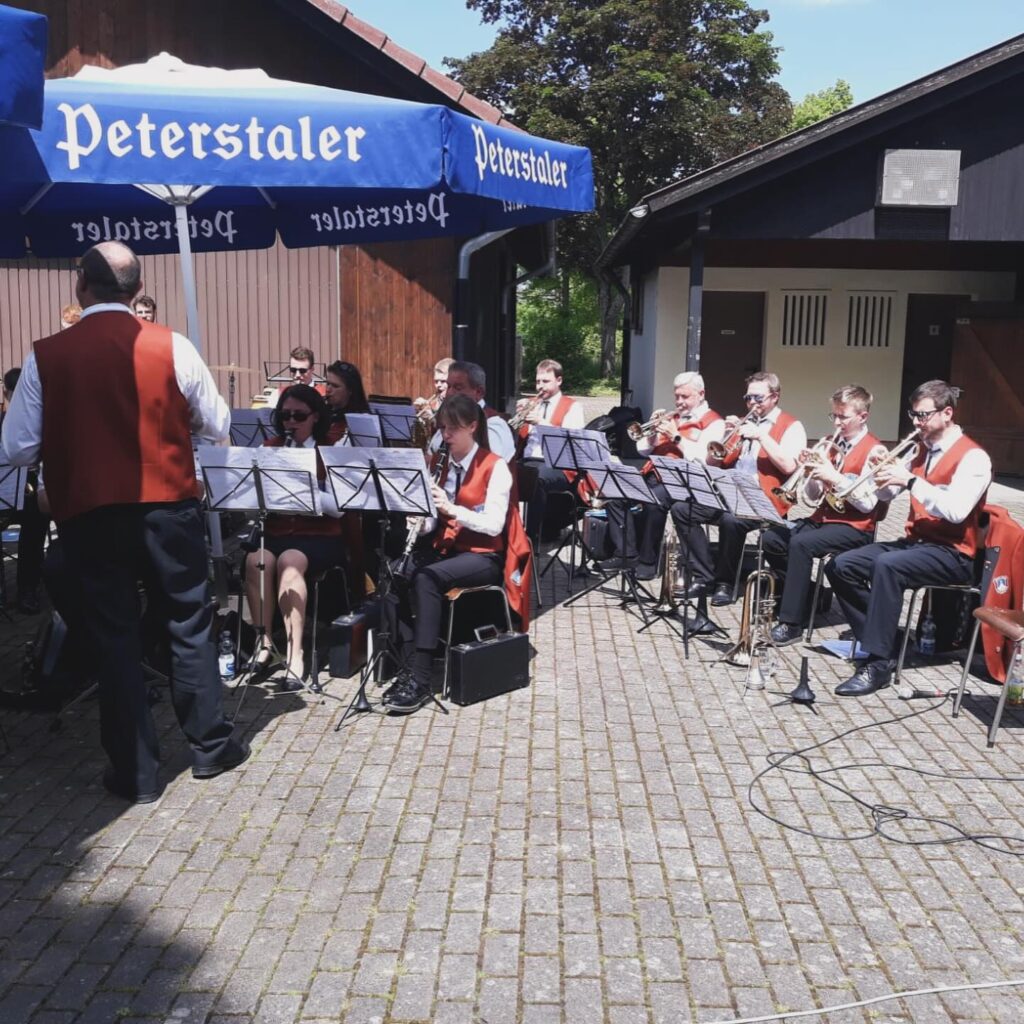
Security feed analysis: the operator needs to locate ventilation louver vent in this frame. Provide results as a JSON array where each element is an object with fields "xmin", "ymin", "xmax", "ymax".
[
  {"xmin": 847, "ymin": 292, "xmax": 893, "ymax": 348},
  {"xmin": 781, "ymin": 291, "xmax": 827, "ymax": 348},
  {"xmin": 880, "ymin": 149, "xmax": 960, "ymax": 207}
]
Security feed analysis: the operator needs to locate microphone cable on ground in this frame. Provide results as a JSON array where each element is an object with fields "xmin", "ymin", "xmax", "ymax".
[{"xmin": 748, "ymin": 691, "xmax": 1024, "ymax": 856}]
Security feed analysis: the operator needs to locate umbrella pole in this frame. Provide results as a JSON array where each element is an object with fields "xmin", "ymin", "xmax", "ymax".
[{"xmin": 172, "ymin": 201, "xmax": 203, "ymax": 353}]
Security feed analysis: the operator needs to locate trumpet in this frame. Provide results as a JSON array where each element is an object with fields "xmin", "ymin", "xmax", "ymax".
[
  {"xmin": 508, "ymin": 393, "xmax": 544, "ymax": 431},
  {"xmin": 826, "ymin": 429, "xmax": 921, "ymax": 513},
  {"xmin": 771, "ymin": 427, "xmax": 844, "ymax": 508},
  {"xmin": 706, "ymin": 410, "xmax": 757, "ymax": 462},
  {"xmin": 626, "ymin": 409, "xmax": 678, "ymax": 443},
  {"xmin": 413, "ymin": 393, "xmax": 440, "ymax": 423}
]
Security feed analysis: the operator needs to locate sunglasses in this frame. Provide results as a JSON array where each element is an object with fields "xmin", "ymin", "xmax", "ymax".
[
  {"xmin": 907, "ymin": 407, "xmax": 944, "ymax": 422},
  {"xmin": 280, "ymin": 409, "xmax": 311, "ymax": 422},
  {"xmin": 289, "ymin": 365, "xmax": 310, "ymax": 375},
  {"xmin": 743, "ymin": 393, "xmax": 770, "ymax": 403}
]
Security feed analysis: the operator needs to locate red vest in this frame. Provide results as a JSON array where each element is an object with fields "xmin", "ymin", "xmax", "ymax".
[
  {"xmin": 978, "ymin": 504, "xmax": 1024, "ymax": 683},
  {"xmin": 434, "ymin": 448, "xmax": 505, "ymax": 554},
  {"xmin": 642, "ymin": 407, "xmax": 723, "ymax": 476},
  {"xmin": 756, "ymin": 411, "xmax": 798, "ymax": 517},
  {"xmin": 263, "ymin": 436, "xmax": 343, "ymax": 539},
  {"xmin": 905, "ymin": 433, "xmax": 986, "ymax": 557},
  {"xmin": 34, "ymin": 312, "xmax": 198, "ymax": 524},
  {"xmin": 811, "ymin": 431, "xmax": 881, "ymax": 532}
]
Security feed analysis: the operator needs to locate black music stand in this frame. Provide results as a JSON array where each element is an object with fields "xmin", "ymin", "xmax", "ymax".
[
  {"xmin": 198, "ymin": 445, "xmax": 319, "ymax": 717},
  {"xmin": 706, "ymin": 469, "xmax": 786, "ymax": 670},
  {"xmin": 536, "ymin": 426, "xmax": 611, "ymax": 593},
  {"xmin": 318, "ymin": 446, "xmax": 443, "ymax": 728},
  {"xmin": 229, "ymin": 409, "xmax": 274, "ymax": 448},
  {"xmin": 649, "ymin": 456, "xmax": 729, "ymax": 656},
  {"xmin": 0, "ymin": 461, "xmax": 27, "ymax": 620},
  {"xmin": 562, "ymin": 463, "xmax": 669, "ymax": 628},
  {"xmin": 368, "ymin": 402, "xmax": 417, "ymax": 446}
]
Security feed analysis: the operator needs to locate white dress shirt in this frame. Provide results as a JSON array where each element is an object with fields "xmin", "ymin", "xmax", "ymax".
[
  {"xmin": 803, "ymin": 425, "xmax": 876, "ymax": 514},
  {"xmin": 522, "ymin": 391, "xmax": 585, "ymax": 460},
  {"xmin": 875, "ymin": 426, "xmax": 992, "ymax": 523},
  {"xmin": 733, "ymin": 407, "xmax": 807, "ymax": 481},
  {"xmin": 2, "ymin": 303, "xmax": 230, "ymax": 466},
  {"xmin": 424, "ymin": 442, "xmax": 512, "ymax": 537},
  {"xmin": 636, "ymin": 402, "xmax": 726, "ymax": 462}
]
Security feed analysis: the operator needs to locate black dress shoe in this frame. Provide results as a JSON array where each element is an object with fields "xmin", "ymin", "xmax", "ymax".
[
  {"xmin": 835, "ymin": 659, "xmax": 893, "ymax": 697},
  {"xmin": 383, "ymin": 677, "xmax": 432, "ymax": 714},
  {"xmin": 596, "ymin": 556, "xmax": 631, "ymax": 573},
  {"xmin": 770, "ymin": 622, "xmax": 804, "ymax": 647},
  {"xmin": 635, "ymin": 562, "xmax": 658, "ymax": 581},
  {"xmin": 102, "ymin": 768, "xmax": 164, "ymax": 804},
  {"xmin": 710, "ymin": 584, "xmax": 735, "ymax": 607},
  {"xmin": 278, "ymin": 668, "xmax": 307, "ymax": 693},
  {"xmin": 684, "ymin": 580, "xmax": 711, "ymax": 600},
  {"xmin": 192, "ymin": 739, "xmax": 251, "ymax": 780}
]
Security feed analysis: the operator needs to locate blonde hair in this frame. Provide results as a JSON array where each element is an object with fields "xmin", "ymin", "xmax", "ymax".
[{"xmin": 831, "ymin": 384, "xmax": 872, "ymax": 414}]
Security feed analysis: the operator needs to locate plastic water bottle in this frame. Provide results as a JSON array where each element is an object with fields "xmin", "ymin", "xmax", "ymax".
[
  {"xmin": 1007, "ymin": 651, "xmax": 1024, "ymax": 708},
  {"xmin": 218, "ymin": 630, "xmax": 236, "ymax": 681},
  {"xmin": 919, "ymin": 613, "xmax": 937, "ymax": 657}
]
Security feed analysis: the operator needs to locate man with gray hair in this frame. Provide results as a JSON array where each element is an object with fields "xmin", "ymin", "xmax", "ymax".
[
  {"xmin": 439, "ymin": 360, "xmax": 515, "ymax": 462},
  {"xmin": 601, "ymin": 370, "xmax": 725, "ymax": 580}
]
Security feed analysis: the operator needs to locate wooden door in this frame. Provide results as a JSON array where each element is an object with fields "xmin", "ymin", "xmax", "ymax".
[
  {"xmin": 699, "ymin": 291, "xmax": 765, "ymax": 410},
  {"xmin": 949, "ymin": 317, "xmax": 1024, "ymax": 476},
  {"xmin": 900, "ymin": 294, "xmax": 968, "ymax": 423}
]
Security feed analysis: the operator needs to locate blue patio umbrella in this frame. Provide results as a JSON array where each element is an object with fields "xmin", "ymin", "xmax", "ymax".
[
  {"xmin": 0, "ymin": 3, "xmax": 46, "ymax": 129},
  {"xmin": 0, "ymin": 54, "xmax": 594, "ymax": 349}
]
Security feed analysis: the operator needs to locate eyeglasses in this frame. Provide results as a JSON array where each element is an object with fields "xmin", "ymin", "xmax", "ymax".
[
  {"xmin": 743, "ymin": 393, "xmax": 770, "ymax": 404},
  {"xmin": 907, "ymin": 407, "xmax": 943, "ymax": 422},
  {"xmin": 289, "ymin": 365, "xmax": 310, "ymax": 376},
  {"xmin": 830, "ymin": 410, "xmax": 858, "ymax": 422},
  {"xmin": 280, "ymin": 409, "xmax": 311, "ymax": 422}
]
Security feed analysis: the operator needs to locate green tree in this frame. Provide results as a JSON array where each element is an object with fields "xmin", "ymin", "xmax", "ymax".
[
  {"xmin": 789, "ymin": 79, "xmax": 853, "ymax": 132},
  {"xmin": 448, "ymin": 0, "xmax": 792, "ymax": 378}
]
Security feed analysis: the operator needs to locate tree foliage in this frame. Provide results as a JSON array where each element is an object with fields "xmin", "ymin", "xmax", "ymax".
[
  {"xmin": 789, "ymin": 79, "xmax": 854, "ymax": 133},
  {"xmin": 447, "ymin": 0, "xmax": 792, "ymax": 376}
]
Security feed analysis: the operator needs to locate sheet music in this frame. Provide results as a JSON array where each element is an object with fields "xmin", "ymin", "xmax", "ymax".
[
  {"xmin": 319, "ymin": 446, "xmax": 435, "ymax": 515},
  {"xmin": 650, "ymin": 456, "xmax": 725, "ymax": 510},
  {"xmin": 733, "ymin": 474, "xmax": 786, "ymax": 523},
  {"xmin": 588, "ymin": 463, "xmax": 657, "ymax": 504},
  {"xmin": 229, "ymin": 409, "xmax": 273, "ymax": 447},
  {"xmin": 0, "ymin": 462, "xmax": 27, "ymax": 512},
  {"xmin": 196, "ymin": 445, "xmax": 320, "ymax": 515},
  {"xmin": 368, "ymin": 402, "xmax": 417, "ymax": 443},
  {"xmin": 338, "ymin": 413, "xmax": 383, "ymax": 448},
  {"xmin": 538, "ymin": 426, "xmax": 611, "ymax": 472}
]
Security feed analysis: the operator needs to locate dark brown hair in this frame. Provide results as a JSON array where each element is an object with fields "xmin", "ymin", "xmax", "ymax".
[{"xmin": 436, "ymin": 393, "xmax": 489, "ymax": 450}]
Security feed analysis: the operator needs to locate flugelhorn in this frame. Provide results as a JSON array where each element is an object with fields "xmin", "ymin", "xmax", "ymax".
[
  {"xmin": 706, "ymin": 410, "xmax": 757, "ymax": 462},
  {"xmin": 626, "ymin": 409, "xmax": 678, "ymax": 443},
  {"xmin": 826, "ymin": 429, "xmax": 921, "ymax": 512},
  {"xmin": 508, "ymin": 393, "xmax": 544, "ymax": 431},
  {"xmin": 771, "ymin": 427, "xmax": 844, "ymax": 508}
]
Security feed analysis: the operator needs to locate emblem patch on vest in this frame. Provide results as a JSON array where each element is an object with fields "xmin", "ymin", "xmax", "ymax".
[{"xmin": 993, "ymin": 575, "xmax": 1010, "ymax": 595}]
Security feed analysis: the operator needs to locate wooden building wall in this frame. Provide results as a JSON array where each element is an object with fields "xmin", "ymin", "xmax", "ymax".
[{"xmin": 0, "ymin": 0, "xmax": 511, "ymax": 404}]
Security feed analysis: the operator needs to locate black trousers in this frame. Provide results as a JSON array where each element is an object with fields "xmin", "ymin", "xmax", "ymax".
[
  {"xmin": 606, "ymin": 482, "xmax": 717, "ymax": 583},
  {"xmin": 712, "ymin": 512, "xmax": 760, "ymax": 587},
  {"xmin": 763, "ymin": 520, "xmax": 872, "ymax": 627},
  {"xmin": 59, "ymin": 499, "xmax": 235, "ymax": 794},
  {"xmin": 825, "ymin": 539, "xmax": 973, "ymax": 660},
  {"xmin": 525, "ymin": 460, "xmax": 574, "ymax": 541},
  {"xmin": 382, "ymin": 549, "xmax": 504, "ymax": 683},
  {"xmin": 15, "ymin": 475, "xmax": 49, "ymax": 599}
]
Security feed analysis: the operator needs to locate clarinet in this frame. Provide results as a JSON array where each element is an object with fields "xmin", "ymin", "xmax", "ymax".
[
  {"xmin": 283, "ymin": 428, "xmax": 297, "ymax": 447},
  {"xmin": 398, "ymin": 442, "xmax": 450, "ymax": 575}
]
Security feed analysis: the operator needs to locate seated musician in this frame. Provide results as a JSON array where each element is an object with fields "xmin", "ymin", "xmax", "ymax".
[
  {"xmin": 381, "ymin": 393, "xmax": 529, "ymax": 713},
  {"xmin": 434, "ymin": 357, "xmax": 454, "ymax": 403},
  {"xmin": 323, "ymin": 359, "xmax": 370, "ymax": 443},
  {"xmin": 599, "ymin": 371, "xmax": 724, "ymax": 581},
  {"xmin": 704, "ymin": 372, "xmax": 806, "ymax": 606},
  {"xmin": 763, "ymin": 385, "xmax": 883, "ymax": 645},
  {"xmin": 277, "ymin": 346, "xmax": 325, "ymax": 396},
  {"xmin": 517, "ymin": 359, "xmax": 585, "ymax": 543},
  {"xmin": 825, "ymin": 380, "xmax": 992, "ymax": 697},
  {"xmin": 433, "ymin": 361, "xmax": 516, "ymax": 462},
  {"xmin": 245, "ymin": 384, "xmax": 347, "ymax": 690}
]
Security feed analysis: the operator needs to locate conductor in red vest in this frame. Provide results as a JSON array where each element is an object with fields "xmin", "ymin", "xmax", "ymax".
[
  {"xmin": 705, "ymin": 371, "xmax": 806, "ymax": 606},
  {"xmin": 825, "ymin": 380, "xmax": 992, "ymax": 696},
  {"xmin": 1, "ymin": 241, "xmax": 248, "ymax": 803}
]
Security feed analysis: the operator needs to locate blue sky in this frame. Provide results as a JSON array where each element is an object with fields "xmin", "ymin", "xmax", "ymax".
[{"xmin": 348, "ymin": 0, "xmax": 1024, "ymax": 105}]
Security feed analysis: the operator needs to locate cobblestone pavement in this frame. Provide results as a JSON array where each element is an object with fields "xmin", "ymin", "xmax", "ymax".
[{"xmin": 1, "ymin": 469, "xmax": 1023, "ymax": 1024}]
